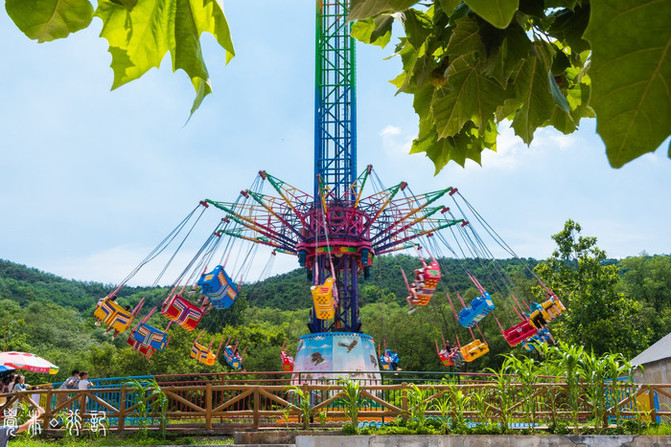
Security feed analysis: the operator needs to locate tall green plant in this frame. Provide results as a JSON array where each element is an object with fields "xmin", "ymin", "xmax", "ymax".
[
  {"xmin": 125, "ymin": 378, "xmax": 149, "ymax": 438},
  {"xmin": 554, "ymin": 342, "xmax": 585, "ymax": 433},
  {"xmin": 145, "ymin": 380, "xmax": 168, "ymax": 438},
  {"xmin": 487, "ymin": 357, "xmax": 516, "ymax": 433},
  {"xmin": 286, "ymin": 385, "xmax": 313, "ymax": 430},
  {"xmin": 337, "ymin": 377, "xmax": 363, "ymax": 434},
  {"xmin": 507, "ymin": 354, "xmax": 539, "ymax": 432},
  {"xmin": 407, "ymin": 384, "xmax": 433, "ymax": 430}
]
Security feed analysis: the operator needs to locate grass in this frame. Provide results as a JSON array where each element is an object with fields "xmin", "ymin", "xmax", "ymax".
[
  {"xmin": 10, "ymin": 436, "xmax": 234, "ymax": 447},
  {"xmin": 643, "ymin": 423, "xmax": 671, "ymax": 436}
]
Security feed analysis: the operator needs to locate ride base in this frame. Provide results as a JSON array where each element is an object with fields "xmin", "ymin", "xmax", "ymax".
[{"xmin": 293, "ymin": 332, "xmax": 380, "ymax": 382}]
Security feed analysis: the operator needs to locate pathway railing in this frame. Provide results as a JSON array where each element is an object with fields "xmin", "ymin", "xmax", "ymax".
[{"xmin": 1, "ymin": 380, "xmax": 668, "ymax": 433}]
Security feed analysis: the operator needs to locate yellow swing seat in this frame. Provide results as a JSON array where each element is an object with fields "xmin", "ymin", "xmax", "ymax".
[
  {"xmin": 460, "ymin": 339, "xmax": 489, "ymax": 362},
  {"xmin": 311, "ymin": 277, "xmax": 336, "ymax": 320},
  {"xmin": 191, "ymin": 342, "xmax": 217, "ymax": 366}
]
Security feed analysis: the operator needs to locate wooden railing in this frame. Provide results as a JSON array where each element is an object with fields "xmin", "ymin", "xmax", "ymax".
[{"xmin": 1, "ymin": 382, "xmax": 669, "ymax": 432}]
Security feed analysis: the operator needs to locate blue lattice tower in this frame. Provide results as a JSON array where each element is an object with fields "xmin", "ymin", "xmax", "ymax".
[
  {"xmin": 307, "ymin": 0, "xmax": 363, "ymax": 334},
  {"xmin": 314, "ymin": 0, "xmax": 357, "ymax": 202}
]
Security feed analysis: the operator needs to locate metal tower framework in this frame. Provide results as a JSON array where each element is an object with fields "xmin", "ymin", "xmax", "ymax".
[
  {"xmin": 205, "ymin": 0, "xmax": 463, "ymax": 335},
  {"xmin": 314, "ymin": 0, "xmax": 357, "ymax": 203}
]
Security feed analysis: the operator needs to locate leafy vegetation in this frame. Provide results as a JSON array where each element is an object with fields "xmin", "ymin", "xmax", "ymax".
[
  {"xmin": 5, "ymin": 1, "xmax": 669, "ymax": 169},
  {"xmin": 350, "ymin": 0, "xmax": 670, "ymax": 170},
  {"xmin": 4, "ymin": 0, "xmax": 234, "ymax": 115}
]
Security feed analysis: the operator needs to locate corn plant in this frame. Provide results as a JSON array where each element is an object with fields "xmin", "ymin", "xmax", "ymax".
[
  {"xmin": 407, "ymin": 384, "xmax": 433, "ymax": 429},
  {"xmin": 286, "ymin": 385, "xmax": 313, "ymax": 430},
  {"xmin": 145, "ymin": 380, "xmax": 168, "ymax": 438},
  {"xmin": 536, "ymin": 345, "xmax": 566, "ymax": 431},
  {"xmin": 554, "ymin": 342, "xmax": 585, "ymax": 433},
  {"xmin": 337, "ymin": 377, "xmax": 363, "ymax": 434},
  {"xmin": 507, "ymin": 354, "xmax": 539, "ymax": 432},
  {"xmin": 487, "ymin": 357, "xmax": 516, "ymax": 433}
]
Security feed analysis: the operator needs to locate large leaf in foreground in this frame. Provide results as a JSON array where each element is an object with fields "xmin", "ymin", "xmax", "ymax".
[
  {"xmin": 349, "ymin": 0, "xmax": 418, "ymax": 20},
  {"xmin": 96, "ymin": 0, "xmax": 235, "ymax": 115},
  {"xmin": 585, "ymin": 0, "xmax": 671, "ymax": 167},
  {"xmin": 6, "ymin": 0, "xmax": 93, "ymax": 42}
]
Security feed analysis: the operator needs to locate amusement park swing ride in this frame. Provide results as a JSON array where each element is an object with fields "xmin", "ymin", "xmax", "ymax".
[{"xmin": 93, "ymin": 1, "xmax": 566, "ymax": 374}]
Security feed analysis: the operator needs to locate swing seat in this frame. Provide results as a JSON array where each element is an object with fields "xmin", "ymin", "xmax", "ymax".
[
  {"xmin": 414, "ymin": 261, "xmax": 441, "ymax": 306},
  {"xmin": 280, "ymin": 352, "xmax": 294, "ymax": 372},
  {"xmin": 522, "ymin": 328, "xmax": 552, "ymax": 352},
  {"xmin": 457, "ymin": 291, "xmax": 495, "ymax": 328},
  {"xmin": 197, "ymin": 266, "xmax": 238, "ymax": 309},
  {"xmin": 223, "ymin": 346, "xmax": 243, "ymax": 370},
  {"xmin": 379, "ymin": 350, "xmax": 399, "ymax": 371},
  {"xmin": 130, "ymin": 323, "xmax": 169, "ymax": 351},
  {"xmin": 503, "ymin": 320, "xmax": 538, "ymax": 347},
  {"xmin": 127, "ymin": 337, "xmax": 156, "ymax": 358},
  {"xmin": 191, "ymin": 342, "xmax": 217, "ymax": 366},
  {"xmin": 460, "ymin": 339, "xmax": 489, "ymax": 362},
  {"xmin": 541, "ymin": 296, "xmax": 565, "ymax": 318},
  {"xmin": 94, "ymin": 299, "xmax": 135, "ymax": 334},
  {"xmin": 311, "ymin": 277, "xmax": 336, "ymax": 320},
  {"xmin": 438, "ymin": 351, "xmax": 454, "ymax": 367},
  {"xmin": 528, "ymin": 307, "xmax": 551, "ymax": 329},
  {"xmin": 161, "ymin": 295, "xmax": 204, "ymax": 331}
]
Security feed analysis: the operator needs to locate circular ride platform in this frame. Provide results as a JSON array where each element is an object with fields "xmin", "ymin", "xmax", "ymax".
[{"xmin": 293, "ymin": 332, "xmax": 380, "ymax": 381}]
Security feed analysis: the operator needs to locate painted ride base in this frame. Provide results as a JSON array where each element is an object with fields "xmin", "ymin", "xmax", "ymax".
[{"xmin": 293, "ymin": 332, "xmax": 380, "ymax": 382}]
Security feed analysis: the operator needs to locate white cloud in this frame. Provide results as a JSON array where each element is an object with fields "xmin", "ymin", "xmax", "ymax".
[{"xmin": 379, "ymin": 125, "xmax": 402, "ymax": 137}]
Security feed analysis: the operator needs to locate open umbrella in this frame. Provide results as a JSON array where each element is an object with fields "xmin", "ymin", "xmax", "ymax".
[{"xmin": 0, "ymin": 352, "xmax": 59, "ymax": 374}]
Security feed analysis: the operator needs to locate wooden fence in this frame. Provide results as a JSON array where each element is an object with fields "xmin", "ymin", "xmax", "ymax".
[{"xmin": 1, "ymin": 382, "xmax": 669, "ymax": 433}]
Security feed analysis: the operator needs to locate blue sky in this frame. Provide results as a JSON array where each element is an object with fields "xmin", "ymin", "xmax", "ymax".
[{"xmin": 1, "ymin": 1, "xmax": 669, "ymax": 286}]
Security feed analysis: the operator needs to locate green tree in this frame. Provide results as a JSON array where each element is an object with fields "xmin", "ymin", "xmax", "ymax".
[
  {"xmin": 534, "ymin": 220, "xmax": 650, "ymax": 357},
  {"xmin": 350, "ymin": 0, "xmax": 670, "ymax": 170},
  {"xmin": 618, "ymin": 254, "xmax": 671, "ymax": 341}
]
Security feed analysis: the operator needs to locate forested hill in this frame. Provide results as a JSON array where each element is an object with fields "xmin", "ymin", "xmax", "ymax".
[
  {"xmin": 0, "ymin": 260, "xmax": 161, "ymax": 311},
  {"xmin": 0, "ymin": 255, "xmax": 542, "ymax": 312},
  {"xmin": 0, "ymin": 254, "xmax": 669, "ymax": 382}
]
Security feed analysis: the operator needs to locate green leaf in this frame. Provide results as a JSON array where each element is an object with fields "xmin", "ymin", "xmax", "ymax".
[
  {"xmin": 463, "ymin": 0, "xmax": 519, "ymax": 29},
  {"xmin": 482, "ymin": 23, "xmax": 530, "ymax": 88},
  {"xmin": 349, "ymin": 0, "xmax": 418, "ymax": 20},
  {"xmin": 548, "ymin": 72, "xmax": 570, "ymax": 114},
  {"xmin": 109, "ymin": 0, "xmax": 137, "ymax": 11},
  {"xmin": 95, "ymin": 0, "xmax": 235, "ymax": 116},
  {"xmin": 5, "ymin": 0, "xmax": 94, "ymax": 42},
  {"xmin": 432, "ymin": 55, "xmax": 512, "ymax": 138},
  {"xmin": 585, "ymin": 0, "xmax": 671, "ymax": 167},
  {"xmin": 401, "ymin": 9, "xmax": 433, "ymax": 49},
  {"xmin": 351, "ymin": 15, "xmax": 394, "ymax": 47},
  {"xmin": 445, "ymin": 16, "xmax": 484, "ymax": 60},
  {"xmin": 437, "ymin": 0, "xmax": 462, "ymax": 15},
  {"xmin": 548, "ymin": 4, "xmax": 590, "ymax": 53},
  {"xmin": 508, "ymin": 44, "xmax": 556, "ymax": 143}
]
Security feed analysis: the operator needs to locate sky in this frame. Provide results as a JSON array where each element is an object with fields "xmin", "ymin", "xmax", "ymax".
[{"xmin": 0, "ymin": 1, "xmax": 669, "ymax": 287}]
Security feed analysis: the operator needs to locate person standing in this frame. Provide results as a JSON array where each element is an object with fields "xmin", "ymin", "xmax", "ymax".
[
  {"xmin": 60, "ymin": 370, "xmax": 80, "ymax": 390},
  {"xmin": 78, "ymin": 371, "xmax": 91, "ymax": 414}
]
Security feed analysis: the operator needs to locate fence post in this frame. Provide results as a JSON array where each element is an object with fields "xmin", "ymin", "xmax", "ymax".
[
  {"xmin": 648, "ymin": 385, "xmax": 657, "ymax": 423},
  {"xmin": 205, "ymin": 383, "xmax": 213, "ymax": 429},
  {"xmin": 44, "ymin": 388, "xmax": 53, "ymax": 429},
  {"xmin": 401, "ymin": 383, "xmax": 408, "ymax": 421},
  {"xmin": 118, "ymin": 385, "xmax": 127, "ymax": 432},
  {"xmin": 253, "ymin": 387, "xmax": 260, "ymax": 429}
]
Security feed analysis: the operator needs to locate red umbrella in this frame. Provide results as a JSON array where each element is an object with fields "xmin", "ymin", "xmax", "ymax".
[{"xmin": 0, "ymin": 352, "xmax": 59, "ymax": 374}]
